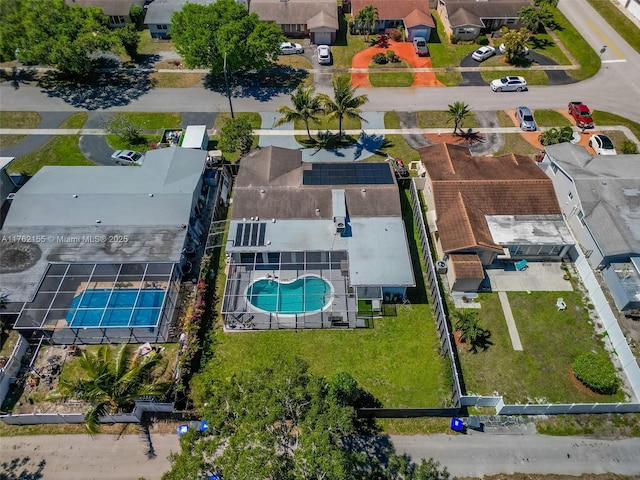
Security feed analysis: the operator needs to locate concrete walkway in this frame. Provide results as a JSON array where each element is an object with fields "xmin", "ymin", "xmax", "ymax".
[{"xmin": 498, "ymin": 291, "xmax": 523, "ymax": 351}]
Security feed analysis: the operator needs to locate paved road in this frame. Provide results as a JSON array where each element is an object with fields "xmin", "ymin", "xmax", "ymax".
[{"xmin": 1, "ymin": 433, "xmax": 639, "ymax": 479}]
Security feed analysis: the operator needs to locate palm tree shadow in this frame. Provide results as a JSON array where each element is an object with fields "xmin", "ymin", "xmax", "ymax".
[
  {"xmin": 469, "ymin": 329, "xmax": 493, "ymax": 354},
  {"xmin": 0, "ymin": 457, "xmax": 46, "ymax": 480}
]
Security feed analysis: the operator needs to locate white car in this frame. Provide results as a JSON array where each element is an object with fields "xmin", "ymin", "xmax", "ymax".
[
  {"xmin": 499, "ymin": 43, "xmax": 529, "ymax": 56},
  {"xmin": 490, "ymin": 76, "xmax": 527, "ymax": 92},
  {"xmin": 279, "ymin": 42, "xmax": 304, "ymax": 55},
  {"xmin": 471, "ymin": 46, "xmax": 495, "ymax": 62},
  {"xmin": 589, "ymin": 134, "xmax": 617, "ymax": 155},
  {"xmin": 317, "ymin": 45, "xmax": 331, "ymax": 65},
  {"xmin": 111, "ymin": 150, "xmax": 144, "ymax": 165}
]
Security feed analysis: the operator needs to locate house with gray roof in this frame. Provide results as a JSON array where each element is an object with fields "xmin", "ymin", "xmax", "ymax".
[
  {"xmin": 221, "ymin": 146, "xmax": 415, "ymax": 330},
  {"xmin": 540, "ymin": 143, "xmax": 640, "ymax": 312},
  {"xmin": 437, "ymin": 0, "xmax": 531, "ymax": 41},
  {"xmin": 249, "ymin": 0, "xmax": 339, "ymax": 45},
  {"xmin": 144, "ymin": 0, "xmax": 215, "ymax": 38},
  {"xmin": 0, "ymin": 147, "xmax": 225, "ymax": 344}
]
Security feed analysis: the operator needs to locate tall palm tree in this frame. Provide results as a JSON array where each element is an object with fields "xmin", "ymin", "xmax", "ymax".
[
  {"xmin": 446, "ymin": 101, "xmax": 471, "ymax": 136},
  {"xmin": 57, "ymin": 344, "xmax": 170, "ymax": 434},
  {"xmin": 275, "ymin": 86, "xmax": 323, "ymax": 140},
  {"xmin": 355, "ymin": 5, "xmax": 379, "ymax": 41},
  {"xmin": 317, "ymin": 77, "xmax": 369, "ymax": 138}
]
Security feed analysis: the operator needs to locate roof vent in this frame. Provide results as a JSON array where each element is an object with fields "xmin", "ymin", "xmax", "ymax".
[
  {"xmin": 72, "ymin": 194, "xmax": 78, "ymax": 198},
  {"xmin": 272, "ymin": 218, "xmax": 276, "ymax": 223},
  {"xmin": 361, "ymin": 188, "xmax": 366, "ymax": 193},
  {"xmin": 149, "ymin": 193, "xmax": 154, "ymax": 197},
  {"xmin": 260, "ymin": 189, "xmax": 265, "ymax": 194},
  {"xmin": 95, "ymin": 220, "xmax": 101, "ymax": 224}
]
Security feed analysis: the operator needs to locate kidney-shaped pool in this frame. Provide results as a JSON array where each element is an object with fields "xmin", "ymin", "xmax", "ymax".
[{"xmin": 246, "ymin": 275, "xmax": 333, "ymax": 315}]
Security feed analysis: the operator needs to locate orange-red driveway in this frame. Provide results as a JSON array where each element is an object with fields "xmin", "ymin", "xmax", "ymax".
[{"xmin": 351, "ymin": 39, "xmax": 443, "ymax": 88}]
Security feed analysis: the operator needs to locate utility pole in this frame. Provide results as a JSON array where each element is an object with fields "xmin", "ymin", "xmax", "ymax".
[{"xmin": 223, "ymin": 52, "xmax": 234, "ymax": 119}]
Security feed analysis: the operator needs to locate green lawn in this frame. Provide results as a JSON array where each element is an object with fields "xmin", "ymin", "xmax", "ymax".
[
  {"xmin": 7, "ymin": 136, "xmax": 94, "ymax": 175},
  {"xmin": 0, "ymin": 135, "xmax": 27, "ymax": 149},
  {"xmin": 137, "ymin": 30, "xmax": 175, "ymax": 56},
  {"xmin": 106, "ymin": 133, "xmax": 159, "ymax": 152},
  {"xmin": 416, "ymin": 111, "xmax": 480, "ymax": 129},
  {"xmin": 593, "ymin": 111, "xmax": 640, "ymax": 140},
  {"xmin": 112, "ymin": 112, "xmax": 182, "ymax": 130},
  {"xmin": 369, "ymin": 72, "xmax": 414, "ymax": 87},
  {"xmin": 293, "ymin": 114, "xmax": 362, "ymax": 132},
  {"xmin": 496, "ymin": 110, "xmax": 513, "ymax": 128},
  {"xmin": 493, "ymin": 133, "xmax": 540, "ymax": 156},
  {"xmin": 549, "ymin": 7, "xmax": 599, "ymax": 81},
  {"xmin": 457, "ymin": 291, "xmax": 627, "ymax": 404},
  {"xmin": 61, "ymin": 112, "xmax": 88, "ymax": 129},
  {"xmin": 0, "ymin": 111, "xmax": 40, "ymax": 128},
  {"xmin": 534, "ymin": 109, "xmax": 572, "ymax": 128},
  {"xmin": 586, "ymin": 0, "xmax": 640, "ymax": 54}
]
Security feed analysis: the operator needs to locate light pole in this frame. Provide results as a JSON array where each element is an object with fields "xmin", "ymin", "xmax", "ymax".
[{"xmin": 223, "ymin": 52, "xmax": 234, "ymax": 119}]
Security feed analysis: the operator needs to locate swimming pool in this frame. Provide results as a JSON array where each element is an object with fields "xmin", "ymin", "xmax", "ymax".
[
  {"xmin": 246, "ymin": 275, "xmax": 333, "ymax": 314},
  {"xmin": 66, "ymin": 288, "xmax": 165, "ymax": 328}
]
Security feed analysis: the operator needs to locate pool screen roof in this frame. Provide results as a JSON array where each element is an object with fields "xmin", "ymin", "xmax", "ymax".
[
  {"xmin": 303, "ymin": 163, "xmax": 394, "ymax": 185},
  {"xmin": 14, "ymin": 262, "xmax": 175, "ymax": 331}
]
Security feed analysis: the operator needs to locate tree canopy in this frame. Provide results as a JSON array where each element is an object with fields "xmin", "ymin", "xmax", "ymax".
[
  {"xmin": 276, "ymin": 86, "xmax": 323, "ymax": 140},
  {"xmin": 170, "ymin": 0, "xmax": 284, "ymax": 74},
  {"xmin": 318, "ymin": 77, "xmax": 369, "ymax": 138},
  {"xmin": 355, "ymin": 5, "xmax": 379, "ymax": 40},
  {"xmin": 500, "ymin": 27, "xmax": 531, "ymax": 64},
  {"xmin": 0, "ymin": 0, "xmax": 138, "ymax": 76},
  {"xmin": 446, "ymin": 101, "xmax": 471, "ymax": 136},
  {"xmin": 163, "ymin": 357, "xmax": 454, "ymax": 480}
]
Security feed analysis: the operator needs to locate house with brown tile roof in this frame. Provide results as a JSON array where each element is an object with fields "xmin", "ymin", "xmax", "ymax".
[
  {"xmin": 437, "ymin": 0, "xmax": 531, "ymax": 41},
  {"xmin": 351, "ymin": 0, "xmax": 435, "ymax": 43},
  {"xmin": 418, "ymin": 144, "xmax": 574, "ymax": 291},
  {"xmin": 66, "ymin": 0, "xmax": 144, "ymax": 27},
  {"xmin": 249, "ymin": 0, "xmax": 339, "ymax": 44}
]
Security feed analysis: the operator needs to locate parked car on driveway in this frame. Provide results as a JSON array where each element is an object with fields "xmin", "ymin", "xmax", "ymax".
[
  {"xmin": 490, "ymin": 76, "xmax": 527, "ymax": 92},
  {"xmin": 568, "ymin": 101, "xmax": 594, "ymax": 129},
  {"xmin": 471, "ymin": 46, "xmax": 495, "ymax": 62},
  {"xmin": 111, "ymin": 150, "xmax": 144, "ymax": 165},
  {"xmin": 279, "ymin": 42, "xmax": 304, "ymax": 55},
  {"xmin": 589, "ymin": 134, "xmax": 617, "ymax": 155},
  {"xmin": 515, "ymin": 106, "xmax": 536, "ymax": 131},
  {"xmin": 499, "ymin": 43, "xmax": 529, "ymax": 56},
  {"xmin": 317, "ymin": 45, "xmax": 331, "ymax": 65},
  {"xmin": 413, "ymin": 37, "xmax": 429, "ymax": 56}
]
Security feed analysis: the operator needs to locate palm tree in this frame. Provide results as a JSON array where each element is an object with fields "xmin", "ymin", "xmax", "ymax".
[
  {"xmin": 454, "ymin": 310, "xmax": 492, "ymax": 353},
  {"xmin": 446, "ymin": 101, "xmax": 471, "ymax": 136},
  {"xmin": 317, "ymin": 77, "xmax": 368, "ymax": 138},
  {"xmin": 57, "ymin": 344, "xmax": 170, "ymax": 434},
  {"xmin": 355, "ymin": 5, "xmax": 379, "ymax": 41},
  {"xmin": 518, "ymin": 5, "xmax": 554, "ymax": 33},
  {"xmin": 275, "ymin": 86, "xmax": 323, "ymax": 141}
]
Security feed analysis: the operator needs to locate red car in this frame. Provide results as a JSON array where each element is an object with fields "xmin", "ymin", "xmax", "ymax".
[{"xmin": 568, "ymin": 102, "xmax": 594, "ymax": 129}]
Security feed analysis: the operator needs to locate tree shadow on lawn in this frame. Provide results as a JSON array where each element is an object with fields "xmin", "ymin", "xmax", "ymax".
[
  {"xmin": 203, "ymin": 66, "xmax": 308, "ymax": 102},
  {"xmin": 0, "ymin": 456, "xmax": 46, "ymax": 480},
  {"xmin": 38, "ymin": 69, "xmax": 153, "ymax": 110}
]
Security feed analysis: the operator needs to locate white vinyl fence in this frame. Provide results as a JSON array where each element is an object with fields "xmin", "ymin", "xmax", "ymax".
[{"xmin": 0, "ymin": 334, "xmax": 29, "ymax": 407}]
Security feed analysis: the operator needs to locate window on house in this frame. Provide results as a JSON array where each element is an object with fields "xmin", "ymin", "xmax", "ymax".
[
  {"xmin": 456, "ymin": 27, "xmax": 476, "ymax": 34},
  {"xmin": 156, "ymin": 25, "xmax": 168, "ymax": 30},
  {"xmin": 577, "ymin": 210, "xmax": 586, "ymax": 227},
  {"xmin": 506, "ymin": 19, "xmax": 516, "ymax": 24},
  {"xmin": 509, "ymin": 245, "xmax": 522, "ymax": 255},
  {"xmin": 585, "ymin": 249, "xmax": 593, "ymax": 258},
  {"xmin": 109, "ymin": 15, "xmax": 126, "ymax": 24}
]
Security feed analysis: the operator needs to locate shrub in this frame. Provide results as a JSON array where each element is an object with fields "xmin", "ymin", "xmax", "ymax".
[
  {"xmin": 372, "ymin": 53, "xmax": 388, "ymax": 64},
  {"xmin": 388, "ymin": 29, "xmax": 403, "ymax": 41},
  {"xmin": 573, "ymin": 352, "xmax": 619, "ymax": 394},
  {"xmin": 620, "ymin": 139, "xmax": 638, "ymax": 154}
]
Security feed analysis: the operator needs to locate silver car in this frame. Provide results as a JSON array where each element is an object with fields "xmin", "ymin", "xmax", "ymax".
[
  {"xmin": 279, "ymin": 42, "xmax": 304, "ymax": 55},
  {"xmin": 317, "ymin": 45, "xmax": 331, "ymax": 65},
  {"xmin": 515, "ymin": 106, "xmax": 536, "ymax": 131},
  {"xmin": 490, "ymin": 76, "xmax": 527, "ymax": 92},
  {"xmin": 111, "ymin": 150, "xmax": 144, "ymax": 165},
  {"xmin": 471, "ymin": 46, "xmax": 495, "ymax": 62}
]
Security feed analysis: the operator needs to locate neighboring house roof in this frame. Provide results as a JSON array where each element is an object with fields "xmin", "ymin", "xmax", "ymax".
[
  {"xmin": 420, "ymin": 143, "xmax": 562, "ymax": 254},
  {"xmin": 403, "ymin": 8, "xmax": 434, "ymax": 28},
  {"xmin": 66, "ymin": 0, "xmax": 138, "ymax": 16},
  {"xmin": 144, "ymin": 0, "xmax": 211, "ymax": 25},
  {"xmin": 1, "ymin": 147, "xmax": 207, "ymax": 302},
  {"xmin": 442, "ymin": 0, "xmax": 530, "ymax": 24},
  {"xmin": 449, "ymin": 253, "xmax": 485, "ymax": 280},
  {"xmin": 249, "ymin": 0, "xmax": 338, "ymax": 27},
  {"xmin": 447, "ymin": 7, "xmax": 483, "ymax": 28},
  {"xmin": 545, "ymin": 143, "xmax": 640, "ymax": 259},
  {"xmin": 307, "ymin": 9, "xmax": 339, "ymax": 30},
  {"xmin": 351, "ymin": 0, "xmax": 435, "ymax": 27}
]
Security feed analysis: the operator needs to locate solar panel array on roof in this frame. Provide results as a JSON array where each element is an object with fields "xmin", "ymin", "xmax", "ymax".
[
  {"xmin": 303, "ymin": 163, "xmax": 394, "ymax": 185},
  {"xmin": 235, "ymin": 222, "xmax": 266, "ymax": 246}
]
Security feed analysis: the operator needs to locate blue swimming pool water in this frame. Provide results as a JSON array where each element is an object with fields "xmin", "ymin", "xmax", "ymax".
[
  {"xmin": 66, "ymin": 289, "xmax": 165, "ymax": 328},
  {"xmin": 246, "ymin": 276, "xmax": 332, "ymax": 314}
]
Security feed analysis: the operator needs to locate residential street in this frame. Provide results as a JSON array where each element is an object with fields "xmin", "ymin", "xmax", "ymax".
[{"xmin": 1, "ymin": 433, "xmax": 640, "ymax": 479}]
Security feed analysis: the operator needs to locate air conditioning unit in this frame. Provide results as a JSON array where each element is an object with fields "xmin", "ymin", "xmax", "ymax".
[
  {"xmin": 436, "ymin": 260, "xmax": 448, "ymax": 274},
  {"xmin": 334, "ymin": 216, "xmax": 346, "ymax": 234}
]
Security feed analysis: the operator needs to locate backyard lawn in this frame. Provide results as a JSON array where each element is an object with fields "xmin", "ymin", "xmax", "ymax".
[{"xmin": 457, "ymin": 291, "xmax": 627, "ymax": 404}]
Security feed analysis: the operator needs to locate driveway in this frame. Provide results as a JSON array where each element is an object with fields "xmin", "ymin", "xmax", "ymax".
[
  {"xmin": 79, "ymin": 112, "xmax": 115, "ymax": 166},
  {"xmin": 0, "ymin": 112, "xmax": 73, "ymax": 158}
]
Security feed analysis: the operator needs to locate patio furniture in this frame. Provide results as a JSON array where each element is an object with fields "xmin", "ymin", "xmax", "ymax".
[
  {"xmin": 515, "ymin": 259, "xmax": 528, "ymax": 271},
  {"xmin": 556, "ymin": 297, "xmax": 566, "ymax": 311}
]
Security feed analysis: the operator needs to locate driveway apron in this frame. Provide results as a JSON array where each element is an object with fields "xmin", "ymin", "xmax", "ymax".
[
  {"xmin": 0, "ymin": 111, "xmax": 73, "ymax": 158},
  {"xmin": 79, "ymin": 112, "xmax": 116, "ymax": 166}
]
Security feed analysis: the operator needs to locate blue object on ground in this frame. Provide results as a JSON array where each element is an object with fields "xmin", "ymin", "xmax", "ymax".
[
  {"xmin": 177, "ymin": 424, "xmax": 189, "ymax": 436},
  {"xmin": 450, "ymin": 417, "xmax": 465, "ymax": 432},
  {"xmin": 515, "ymin": 259, "xmax": 528, "ymax": 271},
  {"xmin": 199, "ymin": 420, "xmax": 209, "ymax": 433}
]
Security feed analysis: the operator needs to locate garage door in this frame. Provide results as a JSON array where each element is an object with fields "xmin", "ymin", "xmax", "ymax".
[{"xmin": 315, "ymin": 32, "xmax": 331, "ymax": 45}]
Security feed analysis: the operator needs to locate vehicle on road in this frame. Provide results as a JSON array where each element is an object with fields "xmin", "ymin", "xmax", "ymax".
[
  {"xmin": 471, "ymin": 46, "xmax": 495, "ymax": 62},
  {"xmin": 568, "ymin": 101, "xmax": 594, "ymax": 128},
  {"xmin": 111, "ymin": 150, "xmax": 144, "ymax": 165},
  {"xmin": 413, "ymin": 37, "xmax": 429, "ymax": 57},
  {"xmin": 499, "ymin": 43, "xmax": 529, "ymax": 56},
  {"xmin": 589, "ymin": 133, "xmax": 617, "ymax": 155},
  {"xmin": 317, "ymin": 45, "xmax": 331, "ymax": 65},
  {"xmin": 515, "ymin": 106, "xmax": 536, "ymax": 131},
  {"xmin": 490, "ymin": 76, "xmax": 527, "ymax": 92},
  {"xmin": 279, "ymin": 42, "xmax": 304, "ymax": 55}
]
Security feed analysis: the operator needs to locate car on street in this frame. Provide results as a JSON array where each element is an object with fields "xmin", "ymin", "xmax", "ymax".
[
  {"xmin": 589, "ymin": 134, "xmax": 617, "ymax": 155},
  {"xmin": 515, "ymin": 106, "xmax": 536, "ymax": 131},
  {"xmin": 317, "ymin": 45, "xmax": 331, "ymax": 65},
  {"xmin": 279, "ymin": 42, "xmax": 304, "ymax": 55},
  {"xmin": 490, "ymin": 76, "xmax": 527, "ymax": 92},
  {"xmin": 413, "ymin": 37, "xmax": 429, "ymax": 56},
  {"xmin": 471, "ymin": 46, "xmax": 495, "ymax": 62},
  {"xmin": 498, "ymin": 43, "xmax": 529, "ymax": 56},
  {"xmin": 111, "ymin": 150, "xmax": 144, "ymax": 165}
]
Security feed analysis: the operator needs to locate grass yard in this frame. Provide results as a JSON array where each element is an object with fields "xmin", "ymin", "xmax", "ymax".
[
  {"xmin": 151, "ymin": 72, "xmax": 204, "ymax": 88},
  {"xmin": 378, "ymin": 134, "xmax": 421, "ymax": 164},
  {"xmin": 0, "ymin": 135, "xmax": 27, "ymax": 149},
  {"xmin": 496, "ymin": 110, "xmax": 513, "ymax": 128},
  {"xmin": 7, "ymin": 136, "xmax": 94, "ymax": 175},
  {"xmin": 206, "ymin": 305, "xmax": 448, "ymax": 408},
  {"xmin": 106, "ymin": 133, "xmax": 159, "ymax": 152},
  {"xmin": 592, "ymin": 111, "xmax": 640, "ymax": 140},
  {"xmin": 416, "ymin": 111, "xmax": 480, "ymax": 129},
  {"xmin": 586, "ymin": 0, "xmax": 640, "ymax": 55},
  {"xmin": 0, "ymin": 111, "xmax": 40, "ymax": 128},
  {"xmin": 293, "ymin": 114, "xmax": 362, "ymax": 132},
  {"xmin": 457, "ymin": 291, "xmax": 627, "ymax": 404},
  {"xmin": 493, "ymin": 133, "xmax": 540, "ymax": 156},
  {"xmin": 118, "ymin": 112, "xmax": 182, "ymax": 130},
  {"xmin": 549, "ymin": 7, "xmax": 599, "ymax": 81},
  {"xmin": 60, "ymin": 112, "xmax": 88, "ymax": 129},
  {"xmin": 137, "ymin": 30, "xmax": 175, "ymax": 56},
  {"xmin": 534, "ymin": 109, "xmax": 572, "ymax": 127},
  {"xmin": 369, "ymin": 71, "xmax": 414, "ymax": 87}
]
